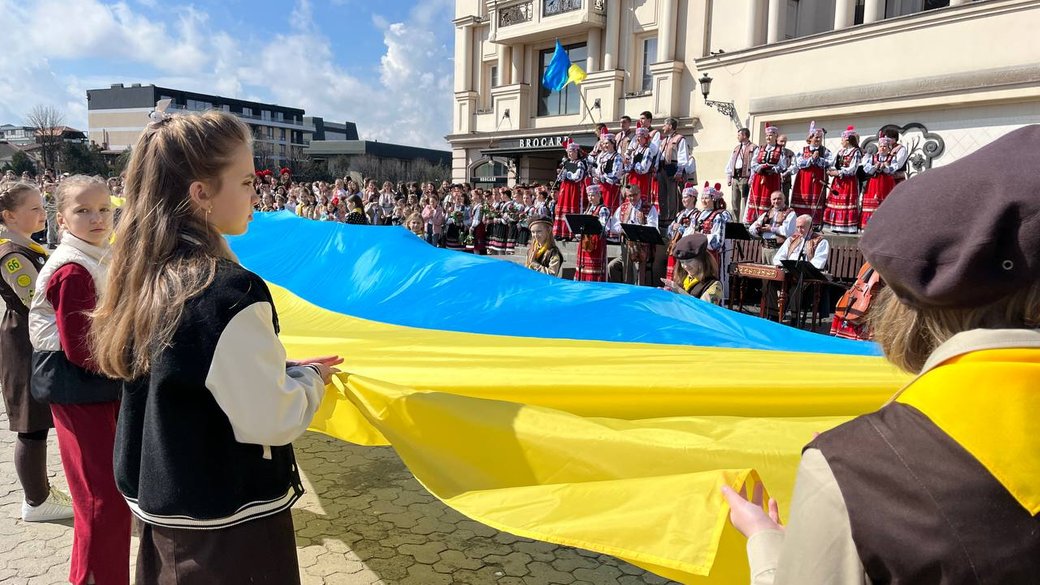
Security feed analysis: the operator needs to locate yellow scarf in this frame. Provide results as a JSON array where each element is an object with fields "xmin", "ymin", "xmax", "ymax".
[
  {"xmin": 682, "ymin": 275, "xmax": 699, "ymax": 292},
  {"xmin": 532, "ymin": 242, "xmax": 550, "ymax": 262},
  {"xmin": 894, "ymin": 348, "xmax": 1040, "ymax": 514}
]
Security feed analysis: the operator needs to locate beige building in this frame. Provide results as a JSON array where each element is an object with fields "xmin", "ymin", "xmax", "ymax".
[{"xmin": 448, "ymin": 0, "xmax": 1040, "ymax": 186}]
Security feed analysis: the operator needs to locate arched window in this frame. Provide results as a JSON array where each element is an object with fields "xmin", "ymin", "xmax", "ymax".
[{"xmin": 471, "ymin": 159, "xmax": 509, "ymax": 185}]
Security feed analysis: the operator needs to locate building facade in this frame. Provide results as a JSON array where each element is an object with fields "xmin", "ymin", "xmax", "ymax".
[
  {"xmin": 0, "ymin": 125, "xmax": 38, "ymax": 146},
  {"xmin": 87, "ymin": 84, "xmax": 312, "ymax": 165},
  {"xmin": 448, "ymin": 0, "xmax": 1040, "ymax": 186}
]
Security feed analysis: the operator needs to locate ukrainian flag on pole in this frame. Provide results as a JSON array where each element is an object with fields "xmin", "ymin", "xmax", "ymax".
[{"xmin": 542, "ymin": 40, "xmax": 587, "ymax": 91}]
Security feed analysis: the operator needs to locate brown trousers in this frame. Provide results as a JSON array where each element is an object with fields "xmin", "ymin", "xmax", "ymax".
[{"xmin": 135, "ymin": 509, "xmax": 300, "ymax": 585}]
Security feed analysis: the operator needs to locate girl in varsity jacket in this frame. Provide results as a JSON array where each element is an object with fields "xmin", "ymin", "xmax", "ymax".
[
  {"xmin": 89, "ymin": 109, "xmax": 340, "ymax": 584},
  {"xmin": 29, "ymin": 176, "xmax": 128, "ymax": 584}
]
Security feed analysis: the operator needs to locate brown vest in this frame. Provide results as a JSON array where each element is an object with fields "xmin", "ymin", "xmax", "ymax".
[
  {"xmin": 785, "ymin": 232, "xmax": 821, "ymax": 264},
  {"xmin": 0, "ymin": 240, "xmax": 47, "ymax": 317},
  {"xmin": 811, "ymin": 403, "xmax": 1040, "ymax": 584},
  {"xmin": 661, "ymin": 133, "xmax": 685, "ymax": 164}
]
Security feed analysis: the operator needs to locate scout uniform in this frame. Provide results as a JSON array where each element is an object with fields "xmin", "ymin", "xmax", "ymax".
[{"xmin": 746, "ymin": 124, "xmax": 1040, "ymax": 584}]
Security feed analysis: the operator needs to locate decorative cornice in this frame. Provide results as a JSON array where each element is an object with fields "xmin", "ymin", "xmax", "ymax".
[
  {"xmin": 695, "ymin": 0, "xmax": 1035, "ymax": 68},
  {"xmin": 749, "ymin": 64, "xmax": 1040, "ymax": 115}
]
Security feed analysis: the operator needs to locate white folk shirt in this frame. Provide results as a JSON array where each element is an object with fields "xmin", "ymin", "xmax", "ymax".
[
  {"xmin": 750, "ymin": 208, "xmax": 797, "ymax": 243},
  {"xmin": 607, "ymin": 201, "xmax": 659, "ymax": 237},
  {"xmin": 773, "ymin": 235, "xmax": 830, "ymax": 271}
]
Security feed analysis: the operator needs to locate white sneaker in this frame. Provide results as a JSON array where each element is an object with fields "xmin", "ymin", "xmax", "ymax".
[{"xmin": 22, "ymin": 486, "xmax": 75, "ymax": 522}]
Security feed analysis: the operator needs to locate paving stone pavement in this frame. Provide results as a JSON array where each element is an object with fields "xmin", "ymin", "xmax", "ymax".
[{"xmin": 0, "ymin": 405, "xmax": 680, "ymax": 584}]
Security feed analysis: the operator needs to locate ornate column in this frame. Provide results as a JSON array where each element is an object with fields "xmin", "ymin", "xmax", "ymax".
[
  {"xmin": 658, "ymin": 0, "xmax": 677, "ymax": 61},
  {"xmin": 587, "ymin": 28, "xmax": 602, "ymax": 72},
  {"xmin": 747, "ymin": 0, "xmax": 766, "ymax": 48},
  {"xmin": 863, "ymin": 0, "xmax": 884, "ymax": 23},
  {"xmin": 767, "ymin": 0, "xmax": 787, "ymax": 43},
  {"xmin": 603, "ymin": 0, "xmax": 621, "ymax": 70},
  {"xmin": 510, "ymin": 44, "xmax": 524, "ymax": 85},
  {"xmin": 454, "ymin": 24, "xmax": 473, "ymax": 92},
  {"xmin": 834, "ymin": 0, "xmax": 856, "ymax": 30},
  {"xmin": 497, "ymin": 44, "xmax": 511, "ymax": 86}
]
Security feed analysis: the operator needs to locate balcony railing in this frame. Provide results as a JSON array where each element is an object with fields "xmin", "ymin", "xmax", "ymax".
[
  {"xmin": 499, "ymin": 1, "xmax": 533, "ymax": 27},
  {"xmin": 494, "ymin": 0, "xmax": 607, "ymax": 41},
  {"xmin": 543, "ymin": 0, "xmax": 582, "ymax": 18}
]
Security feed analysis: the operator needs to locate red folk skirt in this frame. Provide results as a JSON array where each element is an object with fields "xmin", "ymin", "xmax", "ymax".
[
  {"xmin": 553, "ymin": 180, "xmax": 584, "ymax": 239},
  {"xmin": 830, "ymin": 316, "xmax": 872, "ymax": 341},
  {"xmin": 859, "ymin": 174, "xmax": 895, "ymax": 229},
  {"xmin": 575, "ymin": 234, "xmax": 607, "ymax": 282},
  {"xmin": 791, "ymin": 167, "xmax": 826, "ymax": 225},
  {"xmin": 599, "ymin": 183, "xmax": 621, "ymax": 213},
  {"xmin": 629, "ymin": 172, "xmax": 654, "ymax": 206},
  {"xmin": 744, "ymin": 172, "xmax": 781, "ymax": 224},
  {"xmin": 666, "ymin": 256, "xmax": 677, "ymax": 281},
  {"xmin": 823, "ymin": 175, "xmax": 860, "ymax": 233}
]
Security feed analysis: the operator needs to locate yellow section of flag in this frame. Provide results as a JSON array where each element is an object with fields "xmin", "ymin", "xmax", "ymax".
[
  {"xmin": 264, "ymin": 283, "xmax": 909, "ymax": 583},
  {"xmin": 567, "ymin": 63, "xmax": 588, "ymax": 86}
]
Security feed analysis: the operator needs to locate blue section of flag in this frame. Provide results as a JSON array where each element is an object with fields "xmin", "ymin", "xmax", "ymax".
[
  {"xmin": 227, "ymin": 212, "xmax": 880, "ymax": 356},
  {"xmin": 541, "ymin": 40, "xmax": 572, "ymax": 92}
]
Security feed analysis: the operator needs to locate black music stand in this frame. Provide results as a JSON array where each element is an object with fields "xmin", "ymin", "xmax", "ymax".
[
  {"xmin": 566, "ymin": 214, "xmax": 605, "ymax": 280},
  {"xmin": 781, "ymin": 260, "xmax": 829, "ymax": 329},
  {"xmin": 724, "ymin": 222, "xmax": 753, "ymax": 241},
  {"xmin": 620, "ymin": 224, "xmax": 663, "ymax": 286},
  {"xmin": 724, "ymin": 222, "xmax": 754, "ymax": 311}
]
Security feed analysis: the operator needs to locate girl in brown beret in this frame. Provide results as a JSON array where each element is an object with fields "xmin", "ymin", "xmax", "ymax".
[{"xmin": 721, "ymin": 125, "xmax": 1040, "ymax": 584}]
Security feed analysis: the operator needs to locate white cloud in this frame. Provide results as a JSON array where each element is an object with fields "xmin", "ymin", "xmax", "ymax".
[{"xmin": 0, "ymin": 0, "xmax": 455, "ymax": 149}]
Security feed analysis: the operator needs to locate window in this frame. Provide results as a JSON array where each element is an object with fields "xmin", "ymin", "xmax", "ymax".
[
  {"xmin": 261, "ymin": 110, "xmax": 272, "ymax": 121},
  {"xmin": 221, "ymin": 104, "xmax": 230, "ymax": 112},
  {"xmin": 243, "ymin": 107, "xmax": 253, "ymax": 117},
  {"xmin": 641, "ymin": 37, "xmax": 657, "ymax": 93},
  {"xmin": 279, "ymin": 145, "xmax": 286, "ymax": 157},
  {"xmin": 885, "ymin": 0, "xmax": 949, "ymax": 18},
  {"xmin": 279, "ymin": 128, "xmax": 286, "ymax": 141},
  {"xmin": 276, "ymin": 112, "xmax": 284, "ymax": 122},
  {"xmin": 471, "ymin": 160, "xmax": 509, "ymax": 185},
  {"xmin": 491, "ymin": 65, "xmax": 499, "ymax": 89},
  {"xmin": 537, "ymin": 43, "xmax": 587, "ymax": 117},
  {"xmin": 267, "ymin": 127, "xmax": 274, "ymax": 139},
  {"xmin": 854, "ymin": 0, "xmax": 865, "ymax": 24},
  {"xmin": 785, "ymin": 0, "xmax": 799, "ymax": 39}
]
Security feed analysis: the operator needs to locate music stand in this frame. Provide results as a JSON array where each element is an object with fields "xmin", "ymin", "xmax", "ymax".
[
  {"xmin": 724, "ymin": 222, "xmax": 753, "ymax": 241},
  {"xmin": 566, "ymin": 214, "xmax": 605, "ymax": 280},
  {"xmin": 620, "ymin": 224, "xmax": 663, "ymax": 286},
  {"xmin": 723, "ymin": 222, "xmax": 754, "ymax": 311},
  {"xmin": 780, "ymin": 260, "xmax": 829, "ymax": 329}
]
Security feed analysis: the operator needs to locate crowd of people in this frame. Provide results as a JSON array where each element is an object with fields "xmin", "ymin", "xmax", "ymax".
[{"xmin": 0, "ymin": 102, "xmax": 1036, "ymax": 585}]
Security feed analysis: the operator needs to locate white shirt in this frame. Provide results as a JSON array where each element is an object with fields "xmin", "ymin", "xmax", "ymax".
[
  {"xmin": 607, "ymin": 201, "xmax": 659, "ymax": 237},
  {"xmin": 750, "ymin": 208, "xmax": 797, "ymax": 242},
  {"xmin": 773, "ymin": 235, "xmax": 829, "ymax": 270}
]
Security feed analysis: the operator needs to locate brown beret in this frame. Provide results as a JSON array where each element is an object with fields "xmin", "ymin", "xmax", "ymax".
[
  {"xmin": 860, "ymin": 125, "xmax": 1040, "ymax": 309},
  {"xmin": 528, "ymin": 217, "xmax": 553, "ymax": 230},
  {"xmin": 672, "ymin": 234, "xmax": 708, "ymax": 261}
]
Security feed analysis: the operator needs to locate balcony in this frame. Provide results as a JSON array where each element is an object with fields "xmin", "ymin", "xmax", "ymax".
[{"xmin": 490, "ymin": 0, "xmax": 606, "ymax": 44}]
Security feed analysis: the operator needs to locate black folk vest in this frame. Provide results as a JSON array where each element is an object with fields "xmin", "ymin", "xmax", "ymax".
[{"xmin": 810, "ymin": 403, "xmax": 1040, "ymax": 584}]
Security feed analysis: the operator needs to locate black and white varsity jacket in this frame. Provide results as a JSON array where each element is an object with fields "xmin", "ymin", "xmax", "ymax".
[{"xmin": 114, "ymin": 258, "xmax": 325, "ymax": 529}]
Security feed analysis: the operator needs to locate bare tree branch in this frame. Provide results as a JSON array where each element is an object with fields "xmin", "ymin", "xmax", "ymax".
[{"xmin": 25, "ymin": 105, "xmax": 66, "ymax": 172}]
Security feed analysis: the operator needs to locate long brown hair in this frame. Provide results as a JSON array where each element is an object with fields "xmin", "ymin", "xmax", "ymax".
[{"xmin": 90, "ymin": 111, "xmax": 252, "ymax": 380}]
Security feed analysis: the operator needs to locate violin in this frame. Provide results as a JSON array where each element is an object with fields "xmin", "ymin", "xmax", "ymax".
[{"xmin": 835, "ymin": 262, "xmax": 883, "ymax": 325}]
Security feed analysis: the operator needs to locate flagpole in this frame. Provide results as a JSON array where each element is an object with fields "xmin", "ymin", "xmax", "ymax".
[{"xmin": 576, "ymin": 86, "xmax": 598, "ymax": 126}]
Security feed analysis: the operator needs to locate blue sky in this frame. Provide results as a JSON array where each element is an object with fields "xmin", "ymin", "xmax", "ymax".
[{"xmin": 0, "ymin": 0, "xmax": 456, "ymax": 148}]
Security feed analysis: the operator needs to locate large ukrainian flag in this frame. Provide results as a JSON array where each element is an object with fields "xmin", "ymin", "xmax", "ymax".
[{"xmin": 229, "ymin": 212, "xmax": 908, "ymax": 583}]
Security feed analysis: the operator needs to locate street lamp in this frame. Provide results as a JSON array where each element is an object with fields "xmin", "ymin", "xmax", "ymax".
[{"xmin": 698, "ymin": 72, "xmax": 742, "ymax": 129}]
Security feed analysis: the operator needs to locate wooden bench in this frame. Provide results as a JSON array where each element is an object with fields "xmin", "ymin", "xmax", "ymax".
[{"xmin": 726, "ymin": 238, "xmax": 865, "ymax": 282}]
